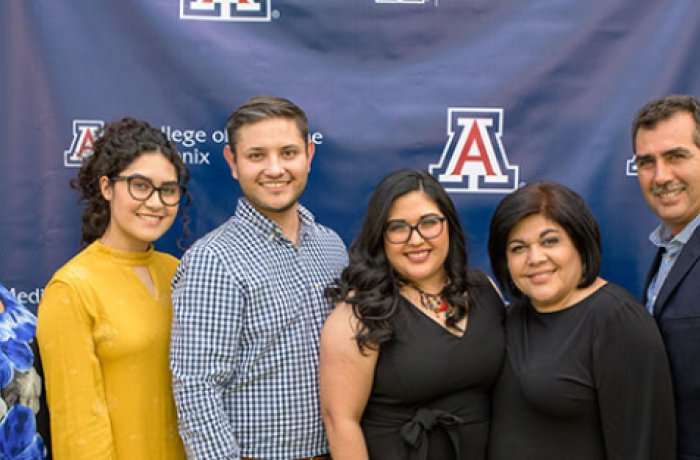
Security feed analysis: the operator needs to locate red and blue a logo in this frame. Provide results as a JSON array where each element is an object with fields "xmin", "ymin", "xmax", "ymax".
[
  {"xmin": 430, "ymin": 108, "xmax": 519, "ymax": 194},
  {"xmin": 64, "ymin": 120, "xmax": 104, "ymax": 168},
  {"xmin": 180, "ymin": 0, "xmax": 271, "ymax": 22}
]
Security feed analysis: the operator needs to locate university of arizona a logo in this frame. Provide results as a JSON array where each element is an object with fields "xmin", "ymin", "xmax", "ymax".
[
  {"xmin": 180, "ymin": 0, "xmax": 271, "ymax": 22},
  {"xmin": 429, "ymin": 108, "xmax": 519, "ymax": 193},
  {"xmin": 64, "ymin": 120, "xmax": 104, "ymax": 168},
  {"xmin": 626, "ymin": 156, "xmax": 637, "ymax": 176}
]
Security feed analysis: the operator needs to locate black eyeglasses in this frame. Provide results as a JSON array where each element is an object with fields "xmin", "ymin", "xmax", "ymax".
[
  {"xmin": 111, "ymin": 174, "xmax": 184, "ymax": 207},
  {"xmin": 384, "ymin": 215, "xmax": 447, "ymax": 244}
]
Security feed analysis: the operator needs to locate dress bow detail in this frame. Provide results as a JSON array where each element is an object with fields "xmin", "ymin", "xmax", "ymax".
[{"xmin": 400, "ymin": 407, "xmax": 464, "ymax": 460}]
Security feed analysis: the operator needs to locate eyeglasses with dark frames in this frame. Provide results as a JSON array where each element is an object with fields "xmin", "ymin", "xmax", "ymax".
[
  {"xmin": 384, "ymin": 215, "xmax": 447, "ymax": 244},
  {"xmin": 110, "ymin": 174, "xmax": 184, "ymax": 207}
]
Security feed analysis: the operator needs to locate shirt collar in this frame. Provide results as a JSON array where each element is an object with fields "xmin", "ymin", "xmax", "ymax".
[
  {"xmin": 649, "ymin": 212, "xmax": 700, "ymax": 249},
  {"xmin": 235, "ymin": 198, "xmax": 315, "ymax": 240}
]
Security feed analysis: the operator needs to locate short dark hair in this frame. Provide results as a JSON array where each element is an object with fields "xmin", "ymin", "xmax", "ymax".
[
  {"xmin": 225, "ymin": 96, "xmax": 309, "ymax": 153},
  {"xmin": 328, "ymin": 168, "xmax": 483, "ymax": 351},
  {"xmin": 488, "ymin": 181, "xmax": 601, "ymax": 301},
  {"xmin": 632, "ymin": 94, "xmax": 700, "ymax": 149},
  {"xmin": 71, "ymin": 116, "xmax": 190, "ymax": 247}
]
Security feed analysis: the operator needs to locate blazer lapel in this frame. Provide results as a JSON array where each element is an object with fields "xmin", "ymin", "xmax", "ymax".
[
  {"xmin": 643, "ymin": 249, "xmax": 663, "ymax": 304},
  {"xmin": 653, "ymin": 227, "xmax": 700, "ymax": 317}
]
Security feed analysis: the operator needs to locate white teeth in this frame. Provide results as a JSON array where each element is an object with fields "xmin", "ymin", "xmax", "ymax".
[
  {"xmin": 138, "ymin": 215, "xmax": 161, "ymax": 222},
  {"xmin": 528, "ymin": 271, "xmax": 553, "ymax": 282},
  {"xmin": 652, "ymin": 184, "xmax": 685, "ymax": 197},
  {"xmin": 406, "ymin": 251, "xmax": 429, "ymax": 262},
  {"xmin": 262, "ymin": 182, "xmax": 287, "ymax": 188}
]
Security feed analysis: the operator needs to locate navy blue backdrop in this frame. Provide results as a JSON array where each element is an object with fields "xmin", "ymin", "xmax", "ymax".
[{"xmin": 2, "ymin": 0, "xmax": 700, "ymax": 312}]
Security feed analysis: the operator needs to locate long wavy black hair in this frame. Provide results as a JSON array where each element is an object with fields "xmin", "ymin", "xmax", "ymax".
[
  {"xmin": 327, "ymin": 169, "xmax": 483, "ymax": 352},
  {"xmin": 70, "ymin": 117, "xmax": 191, "ymax": 248}
]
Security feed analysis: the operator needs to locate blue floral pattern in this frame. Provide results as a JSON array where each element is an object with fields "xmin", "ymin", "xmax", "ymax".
[
  {"xmin": 0, "ymin": 283, "xmax": 46, "ymax": 460},
  {"xmin": 0, "ymin": 405, "xmax": 45, "ymax": 459}
]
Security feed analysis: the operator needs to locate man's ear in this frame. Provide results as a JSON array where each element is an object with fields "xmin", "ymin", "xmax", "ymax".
[
  {"xmin": 224, "ymin": 145, "xmax": 239, "ymax": 180},
  {"xmin": 99, "ymin": 176, "xmax": 113, "ymax": 202},
  {"xmin": 306, "ymin": 141, "xmax": 316, "ymax": 171}
]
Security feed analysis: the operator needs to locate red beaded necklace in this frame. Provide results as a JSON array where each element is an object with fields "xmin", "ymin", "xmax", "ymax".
[{"xmin": 407, "ymin": 283, "xmax": 450, "ymax": 318}]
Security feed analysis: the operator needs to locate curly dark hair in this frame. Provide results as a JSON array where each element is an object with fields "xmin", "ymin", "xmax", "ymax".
[
  {"xmin": 488, "ymin": 181, "xmax": 601, "ymax": 302},
  {"xmin": 70, "ymin": 116, "xmax": 191, "ymax": 247},
  {"xmin": 326, "ymin": 169, "xmax": 483, "ymax": 353}
]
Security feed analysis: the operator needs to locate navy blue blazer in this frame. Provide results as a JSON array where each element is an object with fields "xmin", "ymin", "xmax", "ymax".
[{"xmin": 644, "ymin": 225, "xmax": 700, "ymax": 460}]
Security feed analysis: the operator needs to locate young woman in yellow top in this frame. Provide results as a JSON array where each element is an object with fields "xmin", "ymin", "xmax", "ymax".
[{"xmin": 37, "ymin": 117, "xmax": 189, "ymax": 459}]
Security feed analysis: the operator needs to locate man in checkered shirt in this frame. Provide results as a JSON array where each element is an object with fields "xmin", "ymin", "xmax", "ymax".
[{"xmin": 170, "ymin": 96, "xmax": 348, "ymax": 460}]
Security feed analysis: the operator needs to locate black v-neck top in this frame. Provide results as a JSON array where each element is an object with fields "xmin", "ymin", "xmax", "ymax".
[
  {"xmin": 360, "ymin": 277, "xmax": 505, "ymax": 460},
  {"xmin": 488, "ymin": 282, "xmax": 676, "ymax": 460}
]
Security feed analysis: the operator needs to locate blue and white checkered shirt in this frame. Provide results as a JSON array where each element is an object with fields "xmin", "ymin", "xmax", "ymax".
[{"xmin": 170, "ymin": 198, "xmax": 347, "ymax": 460}]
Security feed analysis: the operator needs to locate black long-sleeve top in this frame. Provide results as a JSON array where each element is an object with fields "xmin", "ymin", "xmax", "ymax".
[{"xmin": 488, "ymin": 282, "xmax": 676, "ymax": 460}]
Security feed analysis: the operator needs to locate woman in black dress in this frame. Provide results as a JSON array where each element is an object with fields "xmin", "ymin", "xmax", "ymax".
[
  {"xmin": 487, "ymin": 181, "xmax": 676, "ymax": 460},
  {"xmin": 320, "ymin": 169, "xmax": 505, "ymax": 460}
]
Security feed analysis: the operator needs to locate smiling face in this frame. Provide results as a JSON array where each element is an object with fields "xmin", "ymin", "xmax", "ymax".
[
  {"xmin": 99, "ymin": 151, "xmax": 179, "ymax": 251},
  {"xmin": 635, "ymin": 111, "xmax": 700, "ymax": 235},
  {"xmin": 506, "ymin": 213, "xmax": 584, "ymax": 312},
  {"xmin": 224, "ymin": 117, "xmax": 314, "ymax": 225},
  {"xmin": 384, "ymin": 190, "xmax": 449, "ymax": 292}
]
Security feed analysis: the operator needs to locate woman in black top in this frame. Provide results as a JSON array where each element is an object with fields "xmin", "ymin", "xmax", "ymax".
[
  {"xmin": 487, "ymin": 181, "xmax": 676, "ymax": 460},
  {"xmin": 320, "ymin": 169, "xmax": 505, "ymax": 460}
]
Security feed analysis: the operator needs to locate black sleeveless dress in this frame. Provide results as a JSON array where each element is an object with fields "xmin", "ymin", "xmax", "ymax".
[{"xmin": 360, "ymin": 279, "xmax": 505, "ymax": 460}]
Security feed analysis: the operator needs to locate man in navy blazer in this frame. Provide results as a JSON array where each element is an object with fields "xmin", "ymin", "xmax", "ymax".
[{"xmin": 633, "ymin": 94, "xmax": 700, "ymax": 460}]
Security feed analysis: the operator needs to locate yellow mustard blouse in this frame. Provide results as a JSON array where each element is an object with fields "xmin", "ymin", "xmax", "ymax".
[{"xmin": 37, "ymin": 241, "xmax": 185, "ymax": 460}]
